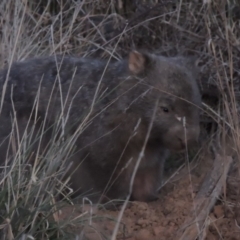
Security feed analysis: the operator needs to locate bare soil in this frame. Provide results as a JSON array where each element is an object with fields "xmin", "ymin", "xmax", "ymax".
[{"xmin": 57, "ymin": 154, "xmax": 240, "ymax": 240}]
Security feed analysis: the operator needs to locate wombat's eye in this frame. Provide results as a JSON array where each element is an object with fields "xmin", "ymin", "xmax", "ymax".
[{"xmin": 161, "ymin": 107, "xmax": 169, "ymax": 113}]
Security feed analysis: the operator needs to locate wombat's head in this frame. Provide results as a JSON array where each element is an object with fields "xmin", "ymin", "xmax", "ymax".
[{"xmin": 127, "ymin": 51, "xmax": 201, "ymax": 151}]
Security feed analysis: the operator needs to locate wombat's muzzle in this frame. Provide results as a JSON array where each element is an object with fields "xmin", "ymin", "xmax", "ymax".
[
  {"xmin": 179, "ymin": 125, "xmax": 200, "ymax": 149},
  {"xmin": 166, "ymin": 124, "xmax": 200, "ymax": 152}
]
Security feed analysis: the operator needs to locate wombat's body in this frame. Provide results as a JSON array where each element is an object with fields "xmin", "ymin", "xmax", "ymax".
[{"xmin": 0, "ymin": 51, "xmax": 201, "ymax": 203}]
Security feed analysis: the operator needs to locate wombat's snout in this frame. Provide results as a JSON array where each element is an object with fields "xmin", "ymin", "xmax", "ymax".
[
  {"xmin": 179, "ymin": 126, "xmax": 200, "ymax": 149},
  {"xmin": 165, "ymin": 124, "xmax": 200, "ymax": 151}
]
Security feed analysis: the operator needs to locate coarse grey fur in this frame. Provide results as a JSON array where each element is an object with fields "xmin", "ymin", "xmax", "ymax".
[{"xmin": 0, "ymin": 51, "xmax": 201, "ymax": 203}]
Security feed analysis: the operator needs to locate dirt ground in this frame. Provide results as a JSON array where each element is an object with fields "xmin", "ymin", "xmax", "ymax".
[{"xmin": 57, "ymin": 153, "xmax": 240, "ymax": 240}]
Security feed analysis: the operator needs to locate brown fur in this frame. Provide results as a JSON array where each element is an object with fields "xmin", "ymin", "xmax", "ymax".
[{"xmin": 0, "ymin": 50, "xmax": 201, "ymax": 203}]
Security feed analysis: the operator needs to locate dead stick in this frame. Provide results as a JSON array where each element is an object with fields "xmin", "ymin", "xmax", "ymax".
[{"xmin": 177, "ymin": 154, "xmax": 232, "ymax": 240}]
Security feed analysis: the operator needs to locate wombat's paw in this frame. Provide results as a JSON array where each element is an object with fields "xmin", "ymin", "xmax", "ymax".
[
  {"xmin": 143, "ymin": 193, "xmax": 159, "ymax": 202},
  {"xmin": 131, "ymin": 191, "xmax": 159, "ymax": 202}
]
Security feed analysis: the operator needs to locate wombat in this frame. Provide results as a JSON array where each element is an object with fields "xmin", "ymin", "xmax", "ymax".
[{"xmin": 0, "ymin": 50, "xmax": 201, "ymax": 203}]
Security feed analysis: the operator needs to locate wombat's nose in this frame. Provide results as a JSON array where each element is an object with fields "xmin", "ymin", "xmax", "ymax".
[
  {"xmin": 178, "ymin": 135, "xmax": 199, "ymax": 150},
  {"xmin": 185, "ymin": 126, "xmax": 200, "ymax": 147}
]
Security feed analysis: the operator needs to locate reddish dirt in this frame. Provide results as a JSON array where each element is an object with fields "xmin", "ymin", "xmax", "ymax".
[{"xmin": 57, "ymin": 156, "xmax": 240, "ymax": 240}]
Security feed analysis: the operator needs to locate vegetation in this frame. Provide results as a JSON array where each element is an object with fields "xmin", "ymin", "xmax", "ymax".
[{"xmin": 0, "ymin": 0, "xmax": 240, "ymax": 239}]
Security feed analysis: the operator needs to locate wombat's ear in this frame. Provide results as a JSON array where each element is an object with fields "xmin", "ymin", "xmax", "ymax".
[{"xmin": 128, "ymin": 51, "xmax": 152, "ymax": 75}]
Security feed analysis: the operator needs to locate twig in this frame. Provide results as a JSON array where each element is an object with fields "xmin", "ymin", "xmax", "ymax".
[{"xmin": 177, "ymin": 154, "xmax": 233, "ymax": 240}]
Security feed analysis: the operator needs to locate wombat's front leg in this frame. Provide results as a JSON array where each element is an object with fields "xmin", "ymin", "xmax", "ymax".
[{"xmin": 130, "ymin": 146, "xmax": 168, "ymax": 202}]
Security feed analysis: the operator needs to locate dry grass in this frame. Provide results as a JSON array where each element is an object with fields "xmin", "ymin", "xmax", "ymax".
[{"xmin": 0, "ymin": 0, "xmax": 240, "ymax": 239}]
